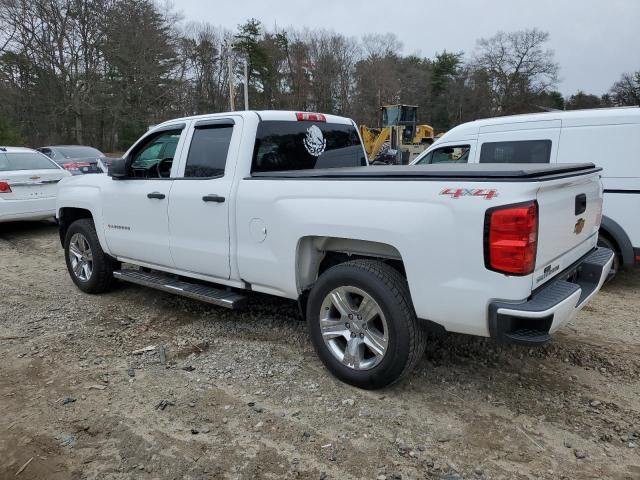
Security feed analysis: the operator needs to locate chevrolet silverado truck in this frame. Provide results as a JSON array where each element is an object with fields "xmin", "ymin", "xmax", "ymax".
[{"xmin": 56, "ymin": 110, "xmax": 614, "ymax": 389}]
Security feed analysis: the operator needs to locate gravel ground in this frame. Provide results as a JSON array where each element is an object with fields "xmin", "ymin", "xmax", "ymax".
[{"xmin": 1, "ymin": 221, "xmax": 639, "ymax": 480}]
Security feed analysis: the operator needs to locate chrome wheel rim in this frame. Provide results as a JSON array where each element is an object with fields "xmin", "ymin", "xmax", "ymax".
[
  {"xmin": 68, "ymin": 233, "xmax": 93, "ymax": 281},
  {"xmin": 319, "ymin": 286, "xmax": 389, "ymax": 371}
]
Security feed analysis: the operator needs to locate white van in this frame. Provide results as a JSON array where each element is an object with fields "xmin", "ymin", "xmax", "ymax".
[{"xmin": 412, "ymin": 107, "xmax": 640, "ymax": 276}]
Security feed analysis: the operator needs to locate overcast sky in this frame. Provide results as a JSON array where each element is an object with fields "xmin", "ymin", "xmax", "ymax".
[{"xmin": 176, "ymin": 0, "xmax": 639, "ymax": 96}]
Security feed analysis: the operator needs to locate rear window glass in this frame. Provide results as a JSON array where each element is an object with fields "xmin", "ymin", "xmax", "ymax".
[
  {"xmin": 54, "ymin": 146, "xmax": 104, "ymax": 158},
  {"xmin": 251, "ymin": 121, "xmax": 366, "ymax": 173},
  {"xmin": 479, "ymin": 140, "xmax": 551, "ymax": 164},
  {"xmin": 0, "ymin": 152, "xmax": 59, "ymax": 171}
]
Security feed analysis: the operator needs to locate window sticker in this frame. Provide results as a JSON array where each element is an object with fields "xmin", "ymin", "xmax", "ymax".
[{"xmin": 303, "ymin": 125, "xmax": 326, "ymax": 157}]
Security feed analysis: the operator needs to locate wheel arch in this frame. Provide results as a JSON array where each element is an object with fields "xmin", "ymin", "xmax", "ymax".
[
  {"xmin": 58, "ymin": 207, "xmax": 94, "ymax": 246},
  {"xmin": 295, "ymin": 236, "xmax": 405, "ymax": 295},
  {"xmin": 599, "ymin": 215, "xmax": 634, "ymax": 267}
]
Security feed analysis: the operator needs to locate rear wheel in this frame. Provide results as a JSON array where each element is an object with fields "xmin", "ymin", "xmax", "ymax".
[
  {"xmin": 597, "ymin": 235, "xmax": 620, "ymax": 282},
  {"xmin": 307, "ymin": 259, "xmax": 426, "ymax": 389},
  {"xmin": 64, "ymin": 218, "xmax": 116, "ymax": 293}
]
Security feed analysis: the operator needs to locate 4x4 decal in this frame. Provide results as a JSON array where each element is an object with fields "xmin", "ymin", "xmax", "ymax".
[{"xmin": 439, "ymin": 188, "xmax": 498, "ymax": 200}]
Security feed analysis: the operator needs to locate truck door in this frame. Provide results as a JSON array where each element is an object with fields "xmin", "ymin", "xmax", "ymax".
[
  {"xmin": 168, "ymin": 117, "xmax": 241, "ymax": 280},
  {"xmin": 101, "ymin": 124, "xmax": 188, "ymax": 267}
]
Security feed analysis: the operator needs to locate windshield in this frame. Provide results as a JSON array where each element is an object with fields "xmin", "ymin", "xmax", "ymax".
[
  {"xmin": 0, "ymin": 152, "xmax": 59, "ymax": 171},
  {"xmin": 54, "ymin": 146, "xmax": 104, "ymax": 159}
]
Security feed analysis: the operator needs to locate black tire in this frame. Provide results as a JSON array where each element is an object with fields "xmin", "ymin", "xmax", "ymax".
[
  {"xmin": 597, "ymin": 235, "xmax": 620, "ymax": 282},
  {"xmin": 64, "ymin": 218, "xmax": 116, "ymax": 294},
  {"xmin": 306, "ymin": 259, "xmax": 426, "ymax": 389}
]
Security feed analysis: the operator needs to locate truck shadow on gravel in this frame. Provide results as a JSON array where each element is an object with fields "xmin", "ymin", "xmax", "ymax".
[
  {"xmin": 0, "ymin": 219, "xmax": 58, "ymax": 236},
  {"xmin": 111, "ymin": 274, "xmax": 640, "ymax": 386}
]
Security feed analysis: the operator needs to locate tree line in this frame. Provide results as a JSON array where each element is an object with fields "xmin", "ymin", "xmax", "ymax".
[{"xmin": 0, "ymin": 0, "xmax": 638, "ymax": 151}]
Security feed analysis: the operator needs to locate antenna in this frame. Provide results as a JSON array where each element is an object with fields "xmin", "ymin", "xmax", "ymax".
[{"xmin": 243, "ymin": 59, "xmax": 249, "ymax": 110}]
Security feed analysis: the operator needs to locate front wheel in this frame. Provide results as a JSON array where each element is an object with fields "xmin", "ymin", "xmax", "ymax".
[
  {"xmin": 64, "ymin": 218, "xmax": 116, "ymax": 293},
  {"xmin": 307, "ymin": 259, "xmax": 426, "ymax": 389}
]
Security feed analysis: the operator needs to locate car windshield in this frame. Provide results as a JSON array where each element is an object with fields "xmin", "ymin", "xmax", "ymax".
[
  {"xmin": 54, "ymin": 146, "xmax": 103, "ymax": 159},
  {"xmin": 0, "ymin": 152, "xmax": 59, "ymax": 171}
]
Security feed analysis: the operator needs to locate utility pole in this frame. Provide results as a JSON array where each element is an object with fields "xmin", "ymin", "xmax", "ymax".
[
  {"xmin": 243, "ymin": 59, "xmax": 249, "ymax": 110},
  {"xmin": 228, "ymin": 55, "xmax": 235, "ymax": 111}
]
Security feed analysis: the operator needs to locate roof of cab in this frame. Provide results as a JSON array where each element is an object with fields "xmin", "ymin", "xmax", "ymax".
[
  {"xmin": 155, "ymin": 110, "xmax": 355, "ymax": 129},
  {"xmin": 438, "ymin": 106, "xmax": 640, "ymax": 142}
]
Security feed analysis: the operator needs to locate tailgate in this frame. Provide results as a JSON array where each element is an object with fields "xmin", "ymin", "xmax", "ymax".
[{"xmin": 533, "ymin": 171, "xmax": 603, "ymax": 288}]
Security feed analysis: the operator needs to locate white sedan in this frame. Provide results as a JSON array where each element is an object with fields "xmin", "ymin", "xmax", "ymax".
[{"xmin": 0, "ymin": 147, "xmax": 71, "ymax": 223}]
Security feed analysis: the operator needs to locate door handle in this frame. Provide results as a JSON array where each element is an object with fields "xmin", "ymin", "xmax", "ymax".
[
  {"xmin": 147, "ymin": 192, "xmax": 165, "ymax": 199},
  {"xmin": 202, "ymin": 194, "xmax": 225, "ymax": 203}
]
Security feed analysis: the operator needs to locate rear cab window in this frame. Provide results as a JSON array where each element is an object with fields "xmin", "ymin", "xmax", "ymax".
[
  {"xmin": 479, "ymin": 140, "xmax": 551, "ymax": 164},
  {"xmin": 251, "ymin": 120, "xmax": 366, "ymax": 173},
  {"xmin": 0, "ymin": 152, "xmax": 59, "ymax": 171},
  {"xmin": 184, "ymin": 125, "xmax": 233, "ymax": 178}
]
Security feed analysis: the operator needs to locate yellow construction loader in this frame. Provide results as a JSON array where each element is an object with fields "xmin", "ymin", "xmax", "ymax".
[{"xmin": 359, "ymin": 104, "xmax": 435, "ymax": 165}]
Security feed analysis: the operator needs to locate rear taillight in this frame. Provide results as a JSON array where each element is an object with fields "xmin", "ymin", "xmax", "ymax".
[
  {"xmin": 0, "ymin": 181, "xmax": 11, "ymax": 193},
  {"xmin": 296, "ymin": 112, "xmax": 326, "ymax": 122},
  {"xmin": 63, "ymin": 162, "xmax": 90, "ymax": 171},
  {"xmin": 484, "ymin": 201, "xmax": 538, "ymax": 275}
]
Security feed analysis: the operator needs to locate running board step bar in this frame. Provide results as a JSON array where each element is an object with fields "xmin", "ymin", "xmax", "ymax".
[{"xmin": 113, "ymin": 270, "xmax": 247, "ymax": 309}]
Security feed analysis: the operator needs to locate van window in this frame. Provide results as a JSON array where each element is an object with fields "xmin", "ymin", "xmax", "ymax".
[
  {"xmin": 252, "ymin": 121, "xmax": 366, "ymax": 173},
  {"xmin": 479, "ymin": 140, "xmax": 551, "ymax": 164},
  {"xmin": 416, "ymin": 145, "xmax": 470, "ymax": 164}
]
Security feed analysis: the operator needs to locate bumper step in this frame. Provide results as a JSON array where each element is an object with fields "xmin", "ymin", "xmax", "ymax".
[
  {"xmin": 113, "ymin": 269, "xmax": 246, "ymax": 309},
  {"xmin": 489, "ymin": 247, "xmax": 614, "ymax": 346},
  {"xmin": 504, "ymin": 329, "xmax": 551, "ymax": 345}
]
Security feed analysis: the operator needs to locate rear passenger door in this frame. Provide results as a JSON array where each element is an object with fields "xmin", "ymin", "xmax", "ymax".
[
  {"xmin": 474, "ymin": 120, "xmax": 560, "ymax": 164},
  {"xmin": 168, "ymin": 117, "xmax": 240, "ymax": 279}
]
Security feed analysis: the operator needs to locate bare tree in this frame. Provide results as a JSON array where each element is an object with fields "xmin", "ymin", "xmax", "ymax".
[
  {"xmin": 361, "ymin": 33, "xmax": 402, "ymax": 60},
  {"xmin": 180, "ymin": 22, "xmax": 234, "ymax": 114},
  {"xmin": 610, "ymin": 71, "xmax": 640, "ymax": 106},
  {"xmin": 471, "ymin": 29, "xmax": 559, "ymax": 114}
]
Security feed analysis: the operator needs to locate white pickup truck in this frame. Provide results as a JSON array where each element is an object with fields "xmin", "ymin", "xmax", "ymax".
[{"xmin": 56, "ymin": 110, "xmax": 613, "ymax": 389}]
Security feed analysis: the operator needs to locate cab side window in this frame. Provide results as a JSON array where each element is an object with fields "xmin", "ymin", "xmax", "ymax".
[
  {"xmin": 128, "ymin": 129, "xmax": 183, "ymax": 178},
  {"xmin": 418, "ymin": 145, "xmax": 470, "ymax": 164},
  {"xmin": 184, "ymin": 125, "xmax": 233, "ymax": 178},
  {"xmin": 479, "ymin": 140, "xmax": 551, "ymax": 164}
]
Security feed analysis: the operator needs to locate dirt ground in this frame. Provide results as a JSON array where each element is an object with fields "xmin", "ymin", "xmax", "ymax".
[{"xmin": 1, "ymin": 221, "xmax": 639, "ymax": 480}]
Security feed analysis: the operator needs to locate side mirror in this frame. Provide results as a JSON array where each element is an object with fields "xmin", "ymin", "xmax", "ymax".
[{"xmin": 108, "ymin": 157, "xmax": 127, "ymax": 179}]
